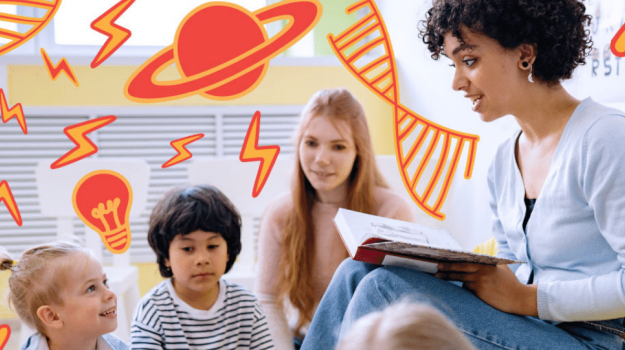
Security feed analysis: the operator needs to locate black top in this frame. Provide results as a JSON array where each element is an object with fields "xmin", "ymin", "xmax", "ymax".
[
  {"xmin": 523, "ymin": 197, "xmax": 537, "ymax": 232},
  {"xmin": 523, "ymin": 197, "xmax": 537, "ymax": 284}
]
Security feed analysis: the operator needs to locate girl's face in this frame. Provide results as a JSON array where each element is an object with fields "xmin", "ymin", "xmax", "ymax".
[
  {"xmin": 299, "ymin": 115, "xmax": 358, "ymax": 202},
  {"xmin": 55, "ymin": 252, "xmax": 117, "ymax": 337},
  {"xmin": 443, "ymin": 28, "xmax": 526, "ymax": 122},
  {"xmin": 165, "ymin": 230, "xmax": 229, "ymax": 307}
]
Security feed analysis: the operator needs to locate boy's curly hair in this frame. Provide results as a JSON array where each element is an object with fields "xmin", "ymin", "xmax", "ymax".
[
  {"xmin": 148, "ymin": 185, "xmax": 242, "ymax": 277},
  {"xmin": 418, "ymin": 0, "xmax": 593, "ymax": 85}
]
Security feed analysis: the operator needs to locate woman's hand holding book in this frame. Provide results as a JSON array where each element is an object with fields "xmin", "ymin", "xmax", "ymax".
[{"xmin": 436, "ymin": 263, "xmax": 538, "ymax": 317}]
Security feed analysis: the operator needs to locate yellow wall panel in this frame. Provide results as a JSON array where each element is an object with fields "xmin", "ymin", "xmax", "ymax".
[{"xmin": 8, "ymin": 65, "xmax": 394, "ymax": 154}]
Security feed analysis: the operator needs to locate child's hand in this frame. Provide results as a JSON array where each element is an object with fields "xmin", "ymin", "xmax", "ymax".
[{"xmin": 435, "ymin": 263, "xmax": 538, "ymax": 316}]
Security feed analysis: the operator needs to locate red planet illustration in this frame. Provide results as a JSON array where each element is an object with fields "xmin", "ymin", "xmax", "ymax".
[{"xmin": 124, "ymin": 0, "xmax": 322, "ymax": 102}]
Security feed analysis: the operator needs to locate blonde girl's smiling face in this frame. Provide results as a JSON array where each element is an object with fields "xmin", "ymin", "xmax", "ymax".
[
  {"xmin": 55, "ymin": 252, "xmax": 117, "ymax": 337},
  {"xmin": 165, "ymin": 230, "xmax": 229, "ymax": 309},
  {"xmin": 444, "ymin": 28, "xmax": 527, "ymax": 122},
  {"xmin": 299, "ymin": 115, "xmax": 358, "ymax": 203}
]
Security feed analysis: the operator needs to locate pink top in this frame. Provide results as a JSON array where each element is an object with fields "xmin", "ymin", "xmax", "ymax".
[{"xmin": 255, "ymin": 186, "xmax": 415, "ymax": 349}]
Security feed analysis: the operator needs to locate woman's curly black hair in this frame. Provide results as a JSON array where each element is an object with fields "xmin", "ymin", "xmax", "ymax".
[{"xmin": 418, "ymin": 0, "xmax": 593, "ymax": 85}]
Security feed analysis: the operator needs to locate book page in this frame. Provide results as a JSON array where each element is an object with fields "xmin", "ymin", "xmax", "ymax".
[
  {"xmin": 369, "ymin": 221, "xmax": 462, "ymax": 250},
  {"xmin": 382, "ymin": 254, "xmax": 438, "ymax": 273},
  {"xmin": 333, "ymin": 207, "xmax": 359, "ymax": 257},
  {"xmin": 334, "ymin": 208, "xmax": 463, "ymax": 250}
]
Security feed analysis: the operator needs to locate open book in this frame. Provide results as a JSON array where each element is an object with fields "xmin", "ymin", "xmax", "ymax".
[{"xmin": 334, "ymin": 208, "xmax": 523, "ymax": 273}]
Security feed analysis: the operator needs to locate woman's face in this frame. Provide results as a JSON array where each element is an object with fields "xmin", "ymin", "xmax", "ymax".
[
  {"xmin": 298, "ymin": 115, "xmax": 357, "ymax": 202},
  {"xmin": 443, "ymin": 28, "xmax": 527, "ymax": 122}
]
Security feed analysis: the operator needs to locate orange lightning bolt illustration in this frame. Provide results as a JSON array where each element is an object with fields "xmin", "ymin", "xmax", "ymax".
[
  {"xmin": 0, "ymin": 180, "xmax": 22, "ymax": 227},
  {"xmin": 91, "ymin": 0, "xmax": 135, "ymax": 68},
  {"xmin": 239, "ymin": 111, "xmax": 280, "ymax": 198},
  {"xmin": 162, "ymin": 133, "xmax": 205, "ymax": 168},
  {"xmin": 51, "ymin": 116, "xmax": 117, "ymax": 169},
  {"xmin": 612, "ymin": 23, "xmax": 625, "ymax": 57},
  {"xmin": 40, "ymin": 48, "xmax": 79, "ymax": 87},
  {"xmin": 0, "ymin": 89, "xmax": 26, "ymax": 134},
  {"xmin": 0, "ymin": 323, "xmax": 11, "ymax": 350}
]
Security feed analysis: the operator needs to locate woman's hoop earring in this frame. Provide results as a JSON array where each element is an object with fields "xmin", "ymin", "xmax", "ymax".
[{"xmin": 528, "ymin": 65, "xmax": 534, "ymax": 83}]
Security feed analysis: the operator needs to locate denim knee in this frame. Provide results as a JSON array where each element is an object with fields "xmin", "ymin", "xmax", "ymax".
[
  {"xmin": 357, "ymin": 266, "xmax": 449, "ymax": 306},
  {"xmin": 332, "ymin": 258, "xmax": 379, "ymax": 289}
]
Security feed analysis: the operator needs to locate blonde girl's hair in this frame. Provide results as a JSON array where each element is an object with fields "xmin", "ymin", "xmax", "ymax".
[
  {"xmin": 277, "ymin": 88, "xmax": 389, "ymax": 335},
  {"xmin": 337, "ymin": 302, "xmax": 477, "ymax": 350},
  {"xmin": 0, "ymin": 241, "xmax": 89, "ymax": 334}
]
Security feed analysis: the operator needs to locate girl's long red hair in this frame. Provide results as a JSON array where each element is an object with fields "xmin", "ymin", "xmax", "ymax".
[{"xmin": 278, "ymin": 88, "xmax": 388, "ymax": 335}]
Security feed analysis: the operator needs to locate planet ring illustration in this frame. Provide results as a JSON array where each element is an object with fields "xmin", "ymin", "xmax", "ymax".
[{"xmin": 124, "ymin": 0, "xmax": 322, "ymax": 102}]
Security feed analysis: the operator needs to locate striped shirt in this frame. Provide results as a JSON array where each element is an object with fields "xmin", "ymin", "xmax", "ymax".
[{"xmin": 130, "ymin": 278, "xmax": 274, "ymax": 349}]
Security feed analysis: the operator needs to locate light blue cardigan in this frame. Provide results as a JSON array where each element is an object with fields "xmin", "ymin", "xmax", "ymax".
[
  {"xmin": 20, "ymin": 333, "xmax": 128, "ymax": 350},
  {"xmin": 489, "ymin": 97, "xmax": 625, "ymax": 322}
]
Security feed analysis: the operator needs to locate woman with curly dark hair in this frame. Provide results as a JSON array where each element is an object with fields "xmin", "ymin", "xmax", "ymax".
[{"xmin": 300, "ymin": 0, "xmax": 625, "ymax": 349}]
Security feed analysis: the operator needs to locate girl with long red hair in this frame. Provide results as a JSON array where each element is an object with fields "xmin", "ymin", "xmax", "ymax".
[{"xmin": 255, "ymin": 88, "xmax": 415, "ymax": 349}]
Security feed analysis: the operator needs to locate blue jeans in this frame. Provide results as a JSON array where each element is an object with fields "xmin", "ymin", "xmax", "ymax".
[{"xmin": 301, "ymin": 259, "xmax": 625, "ymax": 350}]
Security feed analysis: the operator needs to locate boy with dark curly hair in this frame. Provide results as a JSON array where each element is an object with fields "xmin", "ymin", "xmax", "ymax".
[
  {"xmin": 130, "ymin": 185, "xmax": 274, "ymax": 349},
  {"xmin": 301, "ymin": 0, "xmax": 625, "ymax": 349}
]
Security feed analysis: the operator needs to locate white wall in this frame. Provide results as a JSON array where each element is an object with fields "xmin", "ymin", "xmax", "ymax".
[{"xmin": 376, "ymin": 1, "xmax": 589, "ymax": 249}]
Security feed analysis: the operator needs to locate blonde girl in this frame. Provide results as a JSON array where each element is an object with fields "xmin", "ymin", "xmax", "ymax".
[
  {"xmin": 255, "ymin": 88, "xmax": 415, "ymax": 349},
  {"xmin": 0, "ymin": 242, "xmax": 127, "ymax": 350},
  {"xmin": 337, "ymin": 302, "xmax": 476, "ymax": 350}
]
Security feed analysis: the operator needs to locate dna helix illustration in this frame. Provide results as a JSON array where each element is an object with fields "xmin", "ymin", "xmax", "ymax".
[
  {"xmin": 0, "ymin": 0, "xmax": 63, "ymax": 56},
  {"xmin": 328, "ymin": 0, "xmax": 479, "ymax": 220}
]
